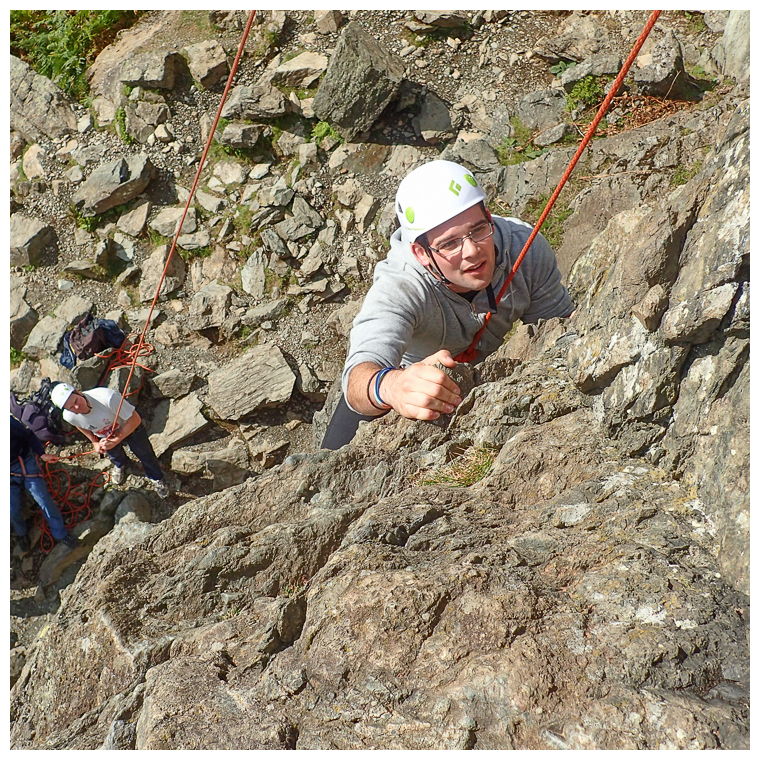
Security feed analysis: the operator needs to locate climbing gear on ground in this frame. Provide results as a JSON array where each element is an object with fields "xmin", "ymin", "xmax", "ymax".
[
  {"xmin": 62, "ymin": 313, "xmax": 127, "ymax": 367},
  {"xmin": 11, "ymin": 379, "xmax": 70, "ymax": 444},
  {"xmin": 395, "ymin": 160, "xmax": 488, "ymax": 244}
]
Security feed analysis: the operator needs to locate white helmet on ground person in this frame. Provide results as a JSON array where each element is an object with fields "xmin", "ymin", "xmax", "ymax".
[
  {"xmin": 51, "ymin": 383, "xmax": 76, "ymax": 409},
  {"xmin": 395, "ymin": 160, "xmax": 488, "ymax": 245}
]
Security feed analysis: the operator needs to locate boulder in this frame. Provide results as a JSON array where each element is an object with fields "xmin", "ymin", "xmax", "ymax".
[
  {"xmin": 151, "ymin": 369, "xmax": 195, "ymax": 399},
  {"xmin": 312, "ymin": 21, "xmax": 405, "ymax": 140},
  {"xmin": 10, "ymin": 213, "xmax": 58, "ymax": 267},
  {"xmin": 9, "ymin": 55, "xmax": 77, "ymax": 141},
  {"xmin": 182, "ymin": 39, "xmax": 229, "ymax": 89},
  {"xmin": 22, "ymin": 316, "xmax": 68, "ymax": 360},
  {"xmin": 148, "ymin": 392, "xmax": 209, "ymax": 457},
  {"xmin": 271, "ymin": 51, "xmax": 328, "ymax": 88},
  {"xmin": 149, "ymin": 207, "xmax": 197, "ymax": 237},
  {"xmin": 72, "ymin": 154, "xmax": 155, "ymax": 217},
  {"xmin": 221, "ymin": 83, "xmax": 290, "ymax": 120},
  {"xmin": 55, "ymin": 295, "xmax": 94, "ymax": 326},
  {"xmin": 10, "ymin": 289, "xmax": 38, "ymax": 351},
  {"xmin": 186, "ymin": 282, "xmax": 233, "ymax": 331},
  {"xmin": 138, "ymin": 245, "xmax": 186, "ymax": 302},
  {"xmin": 120, "ymin": 50, "xmax": 183, "ymax": 90},
  {"xmin": 206, "ymin": 345, "xmax": 296, "ymax": 420},
  {"xmin": 634, "ymin": 30, "xmax": 702, "ymax": 101}
]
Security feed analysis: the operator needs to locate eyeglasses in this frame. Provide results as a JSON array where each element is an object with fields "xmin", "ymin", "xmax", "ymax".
[{"xmin": 428, "ymin": 221, "xmax": 495, "ymax": 258}]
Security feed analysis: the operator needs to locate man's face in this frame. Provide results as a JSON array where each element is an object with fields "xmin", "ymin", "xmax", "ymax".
[
  {"xmin": 411, "ymin": 204, "xmax": 496, "ymax": 294},
  {"xmin": 64, "ymin": 392, "xmax": 89, "ymax": 414}
]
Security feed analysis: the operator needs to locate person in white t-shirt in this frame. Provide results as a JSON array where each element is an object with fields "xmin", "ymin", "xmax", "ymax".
[{"xmin": 51, "ymin": 384, "xmax": 169, "ymax": 498}]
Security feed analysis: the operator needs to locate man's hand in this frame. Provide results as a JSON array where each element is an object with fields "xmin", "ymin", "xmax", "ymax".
[
  {"xmin": 380, "ymin": 350, "xmax": 462, "ymax": 421},
  {"xmin": 40, "ymin": 453, "xmax": 59, "ymax": 464}
]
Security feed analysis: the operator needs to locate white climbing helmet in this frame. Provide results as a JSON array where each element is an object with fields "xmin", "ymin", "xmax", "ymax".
[
  {"xmin": 51, "ymin": 383, "xmax": 76, "ymax": 409},
  {"xmin": 395, "ymin": 160, "xmax": 488, "ymax": 244}
]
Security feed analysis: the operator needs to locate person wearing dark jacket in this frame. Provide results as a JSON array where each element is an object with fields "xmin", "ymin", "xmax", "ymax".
[{"xmin": 10, "ymin": 415, "xmax": 78, "ymax": 552}]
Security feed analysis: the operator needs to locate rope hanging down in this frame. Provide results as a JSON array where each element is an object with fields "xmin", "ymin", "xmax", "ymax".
[
  {"xmin": 108, "ymin": 9, "xmax": 258, "ymax": 431},
  {"xmin": 33, "ymin": 12, "xmax": 259, "ymax": 550},
  {"xmin": 455, "ymin": 9, "xmax": 662, "ymax": 363}
]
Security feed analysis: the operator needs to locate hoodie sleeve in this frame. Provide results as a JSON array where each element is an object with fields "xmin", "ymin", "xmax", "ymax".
[{"xmin": 341, "ymin": 260, "xmax": 432, "ymax": 403}]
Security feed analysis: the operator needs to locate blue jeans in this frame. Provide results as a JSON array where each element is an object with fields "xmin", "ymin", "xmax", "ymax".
[
  {"xmin": 105, "ymin": 423, "xmax": 163, "ymax": 481},
  {"xmin": 10, "ymin": 454, "xmax": 68, "ymax": 541}
]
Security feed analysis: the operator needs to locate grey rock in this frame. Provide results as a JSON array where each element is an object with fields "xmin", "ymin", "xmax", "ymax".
[
  {"xmin": 271, "ymin": 51, "xmax": 328, "ymax": 88},
  {"xmin": 151, "ymin": 369, "xmax": 195, "ymax": 399},
  {"xmin": 114, "ymin": 492, "xmax": 152, "ymax": 525},
  {"xmin": 72, "ymin": 154, "xmax": 155, "ymax": 217},
  {"xmin": 440, "ymin": 132, "xmax": 501, "ymax": 172},
  {"xmin": 242, "ymin": 298, "xmax": 288, "ymax": 328},
  {"xmin": 10, "ymin": 55, "xmax": 77, "ymax": 141},
  {"xmin": 120, "ymin": 50, "xmax": 183, "ymax": 90},
  {"xmin": 412, "ymin": 10, "xmax": 469, "ymax": 29},
  {"xmin": 241, "ymin": 250, "xmax": 267, "ymax": 299},
  {"xmin": 534, "ymin": 11, "xmax": 611, "ymax": 63},
  {"xmin": 10, "ymin": 288, "xmax": 39, "ymax": 350},
  {"xmin": 206, "ymin": 345, "xmax": 296, "ymax": 420},
  {"xmin": 10, "ymin": 213, "xmax": 58, "ymax": 267},
  {"xmin": 149, "ymin": 207, "xmax": 197, "ymax": 237},
  {"xmin": 313, "ymin": 21, "xmax": 405, "ymax": 140},
  {"xmin": 139, "ymin": 245, "xmax": 186, "ymax": 302},
  {"xmin": 560, "ymin": 54, "xmax": 622, "ymax": 92},
  {"xmin": 221, "ymin": 83, "xmax": 290, "ymax": 120},
  {"xmin": 533, "ymin": 122, "xmax": 573, "ymax": 147},
  {"xmin": 633, "ymin": 30, "xmax": 701, "ymax": 101},
  {"xmin": 187, "ymin": 282, "xmax": 233, "ymax": 331},
  {"xmin": 149, "ymin": 392, "xmax": 209, "ymax": 458},
  {"xmin": 631, "ymin": 284, "xmax": 668, "ymax": 332},
  {"xmin": 55, "ymin": 295, "xmax": 93, "ymax": 326},
  {"xmin": 315, "ymin": 10, "xmax": 344, "ymax": 34},
  {"xmin": 153, "ymin": 321, "xmax": 212, "ymax": 350},
  {"xmin": 412, "ymin": 91, "xmax": 457, "ymax": 143},
  {"xmin": 515, "ymin": 87, "xmax": 567, "ymax": 131},
  {"xmin": 22, "ymin": 144, "xmax": 46, "ymax": 180},
  {"xmin": 719, "ymin": 10, "xmax": 750, "ymax": 81},
  {"xmin": 22, "ymin": 316, "xmax": 68, "ymax": 359},
  {"xmin": 219, "ymin": 122, "xmax": 263, "ymax": 150},
  {"xmin": 117, "ymin": 201, "xmax": 151, "ymax": 237},
  {"xmin": 182, "ymin": 39, "xmax": 229, "ymax": 89}
]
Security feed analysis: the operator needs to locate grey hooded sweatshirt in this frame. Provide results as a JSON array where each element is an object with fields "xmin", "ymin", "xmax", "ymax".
[{"xmin": 342, "ymin": 215, "xmax": 574, "ymax": 408}]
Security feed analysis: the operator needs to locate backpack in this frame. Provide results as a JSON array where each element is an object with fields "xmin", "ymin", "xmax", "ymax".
[
  {"xmin": 61, "ymin": 313, "xmax": 127, "ymax": 368},
  {"xmin": 10, "ymin": 378, "xmax": 70, "ymax": 445}
]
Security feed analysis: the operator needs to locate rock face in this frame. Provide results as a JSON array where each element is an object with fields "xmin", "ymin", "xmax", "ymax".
[
  {"xmin": 8, "ymin": 10, "xmax": 750, "ymax": 753},
  {"xmin": 312, "ymin": 21, "xmax": 405, "ymax": 140}
]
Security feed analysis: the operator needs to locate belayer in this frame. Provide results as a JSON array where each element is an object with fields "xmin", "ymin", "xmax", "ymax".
[
  {"xmin": 10, "ymin": 415, "xmax": 79, "ymax": 552},
  {"xmin": 51, "ymin": 384, "xmax": 170, "ymax": 498},
  {"xmin": 322, "ymin": 159, "xmax": 575, "ymax": 449}
]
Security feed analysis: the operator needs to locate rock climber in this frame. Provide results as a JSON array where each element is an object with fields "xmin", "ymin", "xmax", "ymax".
[
  {"xmin": 321, "ymin": 159, "xmax": 575, "ymax": 449},
  {"xmin": 51, "ymin": 384, "xmax": 170, "ymax": 498},
  {"xmin": 10, "ymin": 415, "xmax": 79, "ymax": 552}
]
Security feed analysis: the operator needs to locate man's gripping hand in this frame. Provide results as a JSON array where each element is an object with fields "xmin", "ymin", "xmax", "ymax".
[{"xmin": 382, "ymin": 350, "xmax": 462, "ymax": 421}]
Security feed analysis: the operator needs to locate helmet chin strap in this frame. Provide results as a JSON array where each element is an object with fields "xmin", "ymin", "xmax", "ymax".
[{"xmin": 425, "ymin": 250, "xmax": 452, "ymax": 285}]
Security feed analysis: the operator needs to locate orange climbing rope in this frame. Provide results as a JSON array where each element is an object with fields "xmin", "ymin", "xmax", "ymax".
[
  {"xmin": 30, "ymin": 12, "xmax": 259, "ymax": 550},
  {"xmin": 455, "ymin": 9, "xmax": 662, "ymax": 363}
]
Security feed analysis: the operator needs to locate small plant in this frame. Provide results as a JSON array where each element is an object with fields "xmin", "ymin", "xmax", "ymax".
[
  {"xmin": 69, "ymin": 205, "xmax": 101, "ymax": 233},
  {"xmin": 10, "ymin": 10, "xmax": 143, "ymax": 99},
  {"xmin": 417, "ymin": 446, "xmax": 496, "ymax": 488},
  {"xmin": 10, "ymin": 347, "xmax": 27, "ymax": 369},
  {"xmin": 281, "ymin": 575, "xmax": 308, "ymax": 598},
  {"xmin": 671, "ymin": 161, "xmax": 702, "ymax": 187},
  {"xmin": 311, "ymin": 120, "xmax": 342, "ymax": 145},
  {"xmin": 178, "ymin": 245, "xmax": 213, "ymax": 262},
  {"xmin": 549, "ymin": 60, "xmax": 576, "ymax": 76},
  {"xmin": 114, "ymin": 107, "xmax": 135, "ymax": 145},
  {"xmin": 523, "ymin": 195, "xmax": 574, "ymax": 250},
  {"xmin": 566, "ymin": 75, "xmax": 605, "ymax": 112}
]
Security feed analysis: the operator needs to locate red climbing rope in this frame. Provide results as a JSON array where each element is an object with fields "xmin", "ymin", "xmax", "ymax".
[
  {"xmin": 455, "ymin": 9, "xmax": 662, "ymax": 363},
  {"xmin": 108, "ymin": 10, "xmax": 258, "ymax": 431},
  {"xmin": 31, "ymin": 12, "xmax": 259, "ymax": 549}
]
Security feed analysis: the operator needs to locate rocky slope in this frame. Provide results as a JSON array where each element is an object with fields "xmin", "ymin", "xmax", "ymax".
[{"xmin": 9, "ymin": 10, "xmax": 749, "ymax": 750}]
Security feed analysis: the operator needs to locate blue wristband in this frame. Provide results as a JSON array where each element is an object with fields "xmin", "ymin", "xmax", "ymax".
[{"xmin": 374, "ymin": 367, "xmax": 395, "ymax": 408}]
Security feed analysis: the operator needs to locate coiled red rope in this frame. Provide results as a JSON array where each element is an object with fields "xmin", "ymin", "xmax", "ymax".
[{"xmin": 455, "ymin": 10, "xmax": 662, "ymax": 363}]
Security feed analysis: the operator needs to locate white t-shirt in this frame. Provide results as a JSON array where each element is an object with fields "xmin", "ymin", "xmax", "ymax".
[{"xmin": 62, "ymin": 388, "xmax": 135, "ymax": 439}]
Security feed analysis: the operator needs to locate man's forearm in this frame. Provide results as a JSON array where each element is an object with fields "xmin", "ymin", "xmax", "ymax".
[{"xmin": 345, "ymin": 362, "xmax": 397, "ymax": 417}]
